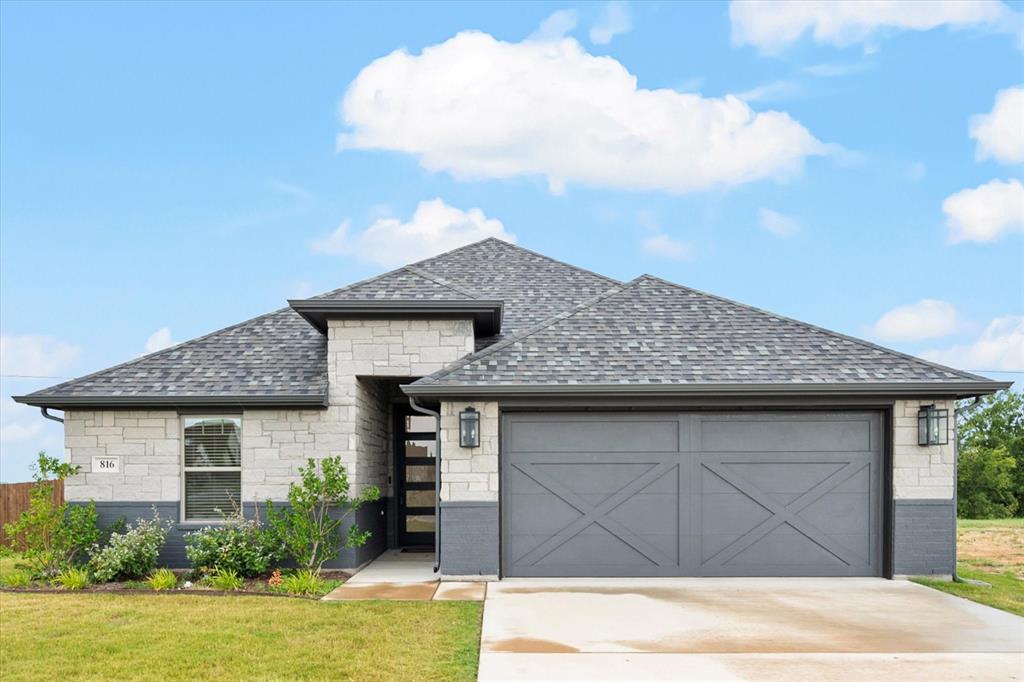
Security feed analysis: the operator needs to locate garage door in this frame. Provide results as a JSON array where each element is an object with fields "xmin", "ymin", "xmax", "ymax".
[{"xmin": 502, "ymin": 412, "xmax": 883, "ymax": 577}]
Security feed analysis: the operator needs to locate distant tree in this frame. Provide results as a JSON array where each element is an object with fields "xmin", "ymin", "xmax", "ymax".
[{"xmin": 957, "ymin": 390, "xmax": 1024, "ymax": 518}]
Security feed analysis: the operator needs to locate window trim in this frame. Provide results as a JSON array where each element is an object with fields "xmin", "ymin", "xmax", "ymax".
[{"xmin": 180, "ymin": 414, "xmax": 243, "ymax": 523}]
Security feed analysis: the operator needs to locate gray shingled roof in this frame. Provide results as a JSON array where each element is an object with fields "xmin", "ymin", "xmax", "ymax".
[
  {"xmin": 15, "ymin": 239, "xmax": 617, "ymax": 406},
  {"xmin": 409, "ymin": 275, "xmax": 995, "ymax": 390}
]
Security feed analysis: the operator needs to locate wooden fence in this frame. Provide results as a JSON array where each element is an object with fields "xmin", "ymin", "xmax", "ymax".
[{"xmin": 0, "ymin": 481, "xmax": 64, "ymax": 548}]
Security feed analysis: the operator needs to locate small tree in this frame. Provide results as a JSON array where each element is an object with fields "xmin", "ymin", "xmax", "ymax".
[
  {"xmin": 3, "ymin": 452, "xmax": 100, "ymax": 577},
  {"xmin": 957, "ymin": 445, "xmax": 1018, "ymax": 518},
  {"xmin": 265, "ymin": 457, "xmax": 380, "ymax": 574}
]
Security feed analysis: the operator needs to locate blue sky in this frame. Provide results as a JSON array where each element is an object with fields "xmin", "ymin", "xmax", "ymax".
[{"xmin": 1, "ymin": 1, "xmax": 1022, "ymax": 480}]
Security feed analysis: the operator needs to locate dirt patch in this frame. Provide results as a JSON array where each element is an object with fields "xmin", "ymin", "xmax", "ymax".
[
  {"xmin": 324, "ymin": 583, "xmax": 438, "ymax": 601},
  {"xmin": 488, "ymin": 637, "xmax": 580, "ymax": 653},
  {"xmin": 958, "ymin": 525, "xmax": 1024, "ymax": 577}
]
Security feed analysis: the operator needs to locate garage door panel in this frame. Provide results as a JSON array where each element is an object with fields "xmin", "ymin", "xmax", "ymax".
[
  {"xmin": 507, "ymin": 419, "xmax": 680, "ymax": 453},
  {"xmin": 502, "ymin": 412, "xmax": 882, "ymax": 578},
  {"xmin": 699, "ymin": 418, "xmax": 872, "ymax": 452}
]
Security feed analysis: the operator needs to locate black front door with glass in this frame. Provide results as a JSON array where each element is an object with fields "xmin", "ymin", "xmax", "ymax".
[{"xmin": 396, "ymin": 409, "xmax": 437, "ymax": 547}]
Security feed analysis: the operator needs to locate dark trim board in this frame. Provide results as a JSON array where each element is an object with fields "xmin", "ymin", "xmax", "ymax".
[
  {"xmin": 288, "ymin": 299, "xmax": 503, "ymax": 336},
  {"xmin": 11, "ymin": 394, "xmax": 329, "ymax": 410}
]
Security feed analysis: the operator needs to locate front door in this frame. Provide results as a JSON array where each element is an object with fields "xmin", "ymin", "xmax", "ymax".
[{"xmin": 396, "ymin": 408, "xmax": 437, "ymax": 547}]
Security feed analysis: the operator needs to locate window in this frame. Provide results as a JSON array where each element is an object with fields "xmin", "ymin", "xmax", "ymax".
[{"xmin": 182, "ymin": 416, "xmax": 241, "ymax": 521}]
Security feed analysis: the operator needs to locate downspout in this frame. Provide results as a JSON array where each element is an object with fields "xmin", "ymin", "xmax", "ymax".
[
  {"xmin": 409, "ymin": 397, "xmax": 442, "ymax": 574},
  {"xmin": 952, "ymin": 397, "xmax": 983, "ymax": 584},
  {"xmin": 40, "ymin": 407, "xmax": 64, "ymax": 424}
]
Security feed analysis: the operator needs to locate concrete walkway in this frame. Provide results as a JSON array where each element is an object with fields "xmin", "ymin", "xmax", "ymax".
[
  {"xmin": 322, "ymin": 550, "xmax": 486, "ymax": 601},
  {"xmin": 478, "ymin": 578, "xmax": 1024, "ymax": 680}
]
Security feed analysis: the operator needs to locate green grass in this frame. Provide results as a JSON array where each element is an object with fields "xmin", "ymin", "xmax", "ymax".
[
  {"xmin": 911, "ymin": 518, "xmax": 1024, "ymax": 616},
  {"xmin": 913, "ymin": 563, "xmax": 1024, "ymax": 616},
  {"xmin": 0, "ymin": 592, "xmax": 482, "ymax": 681}
]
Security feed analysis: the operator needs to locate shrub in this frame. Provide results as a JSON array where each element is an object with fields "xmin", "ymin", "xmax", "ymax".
[
  {"xmin": 147, "ymin": 568, "xmax": 177, "ymax": 591},
  {"xmin": 958, "ymin": 445, "xmax": 1018, "ymax": 518},
  {"xmin": 267, "ymin": 568, "xmax": 283, "ymax": 588},
  {"xmin": 266, "ymin": 457, "xmax": 380, "ymax": 575},
  {"xmin": 53, "ymin": 567, "xmax": 89, "ymax": 590},
  {"xmin": 2, "ymin": 571, "xmax": 31, "ymax": 588},
  {"xmin": 206, "ymin": 568, "xmax": 243, "ymax": 591},
  {"xmin": 3, "ymin": 452, "xmax": 100, "ymax": 578},
  {"xmin": 280, "ymin": 569, "xmax": 323, "ymax": 596},
  {"xmin": 185, "ymin": 518, "xmax": 280, "ymax": 578},
  {"xmin": 90, "ymin": 511, "xmax": 169, "ymax": 582}
]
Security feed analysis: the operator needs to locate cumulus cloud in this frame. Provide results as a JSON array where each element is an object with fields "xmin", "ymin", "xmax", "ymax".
[
  {"xmin": 143, "ymin": 328, "xmax": 175, "ymax": 354},
  {"xmin": 310, "ymin": 198, "xmax": 516, "ymax": 267},
  {"xmin": 942, "ymin": 178, "xmax": 1024, "ymax": 243},
  {"xmin": 641, "ymin": 234, "xmax": 692, "ymax": 260},
  {"xmin": 530, "ymin": 9, "xmax": 578, "ymax": 41},
  {"xmin": 872, "ymin": 299, "xmax": 959, "ymax": 341},
  {"xmin": 0, "ymin": 335, "xmax": 80, "ymax": 377},
  {"xmin": 339, "ymin": 31, "xmax": 826, "ymax": 194},
  {"xmin": 758, "ymin": 208, "xmax": 801, "ymax": 237},
  {"xmin": 969, "ymin": 86, "xmax": 1024, "ymax": 164},
  {"xmin": 590, "ymin": 1, "xmax": 632, "ymax": 45},
  {"xmin": 730, "ymin": 0, "xmax": 1013, "ymax": 53},
  {"xmin": 924, "ymin": 315, "xmax": 1024, "ymax": 372}
]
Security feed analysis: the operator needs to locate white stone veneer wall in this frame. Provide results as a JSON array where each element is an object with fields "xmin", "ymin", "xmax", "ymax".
[
  {"xmin": 439, "ymin": 401, "xmax": 499, "ymax": 501},
  {"xmin": 893, "ymin": 398, "xmax": 955, "ymax": 499},
  {"xmin": 64, "ymin": 317, "xmax": 475, "ymax": 504}
]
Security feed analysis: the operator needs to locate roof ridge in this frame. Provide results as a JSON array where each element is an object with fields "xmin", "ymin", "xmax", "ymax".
[
  {"xmin": 636, "ymin": 273, "xmax": 990, "ymax": 383},
  {"xmin": 402, "ymin": 265, "xmax": 481, "ymax": 299},
  {"xmin": 25, "ymin": 306, "xmax": 296, "ymax": 398},
  {"xmin": 413, "ymin": 237, "xmax": 622, "ymax": 286},
  {"xmin": 415, "ymin": 277, "xmax": 641, "ymax": 385}
]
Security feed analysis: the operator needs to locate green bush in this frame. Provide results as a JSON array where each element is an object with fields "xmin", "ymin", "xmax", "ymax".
[
  {"xmin": 958, "ymin": 445, "xmax": 1018, "ymax": 518},
  {"xmin": 90, "ymin": 511, "xmax": 169, "ymax": 582},
  {"xmin": 280, "ymin": 569, "xmax": 323, "ymax": 596},
  {"xmin": 266, "ymin": 457, "xmax": 380, "ymax": 575},
  {"xmin": 3, "ymin": 452, "xmax": 100, "ymax": 578},
  {"xmin": 147, "ymin": 568, "xmax": 177, "ymax": 591},
  {"xmin": 184, "ymin": 518, "xmax": 280, "ymax": 578},
  {"xmin": 2, "ymin": 571, "xmax": 31, "ymax": 588},
  {"xmin": 206, "ymin": 568, "xmax": 244, "ymax": 591},
  {"xmin": 53, "ymin": 567, "xmax": 89, "ymax": 590}
]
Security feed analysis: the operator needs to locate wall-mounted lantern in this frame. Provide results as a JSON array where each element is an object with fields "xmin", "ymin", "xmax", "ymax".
[
  {"xmin": 459, "ymin": 407, "xmax": 480, "ymax": 448},
  {"xmin": 918, "ymin": 405, "xmax": 948, "ymax": 446}
]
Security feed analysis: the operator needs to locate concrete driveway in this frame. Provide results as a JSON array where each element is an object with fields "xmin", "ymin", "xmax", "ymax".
[{"xmin": 478, "ymin": 578, "xmax": 1024, "ymax": 681}]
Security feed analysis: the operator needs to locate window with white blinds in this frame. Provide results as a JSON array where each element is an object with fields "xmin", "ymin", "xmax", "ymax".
[{"xmin": 182, "ymin": 416, "xmax": 241, "ymax": 521}]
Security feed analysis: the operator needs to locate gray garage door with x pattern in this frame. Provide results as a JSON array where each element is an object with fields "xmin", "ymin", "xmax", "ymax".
[{"xmin": 502, "ymin": 412, "xmax": 883, "ymax": 577}]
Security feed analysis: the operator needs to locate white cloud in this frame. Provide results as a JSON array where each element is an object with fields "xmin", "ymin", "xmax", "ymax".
[
  {"xmin": 0, "ymin": 335, "xmax": 80, "ymax": 377},
  {"xmin": 735, "ymin": 80, "xmax": 801, "ymax": 102},
  {"xmin": 969, "ymin": 86, "xmax": 1024, "ymax": 165},
  {"xmin": 339, "ymin": 31, "xmax": 826, "ymax": 194},
  {"xmin": 730, "ymin": 0, "xmax": 1013, "ymax": 53},
  {"xmin": 924, "ymin": 315, "xmax": 1024, "ymax": 371},
  {"xmin": 942, "ymin": 178, "xmax": 1024, "ymax": 243},
  {"xmin": 641, "ymin": 234, "xmax": 692, "ymax": 260},
  {"xmin": 310, "ymin": 198, "xmax": 516, "ymax": 267},
  {"xmin": 590, "ymin": 1, "xmax": 632, "ymax": 45},
  {"xmin": 872, "ymin": 299, "xmax": 959, "ymax": 341},
  {"xmin": 143, "ymin": 328, "xmax": 175, "ymax": 354},
  {"xmin": 0, "ymin": 420, "xmax": 43, "ymax": 444},
  {"xmin": 530, "ymin": 9, "xmax": 578, "ymax": 41},
  {"xmin": 758, "ymin": 208, "xmax": 801, "ymax": 237}
]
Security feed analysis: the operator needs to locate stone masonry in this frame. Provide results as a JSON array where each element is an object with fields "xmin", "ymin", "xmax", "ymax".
[
  {"xmin": 892, "ymin": 398, "xmax": 955, "ymax": 499},
  {"xmin": 439, "ymin": 400, "xmax": 499, "ymax": 502}
]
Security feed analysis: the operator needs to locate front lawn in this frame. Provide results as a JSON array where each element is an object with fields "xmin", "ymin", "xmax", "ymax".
[
  {"xmin": 0, "ymin": 592, "xmax": 482, "ymax": 681},
  {"xmin": 911, "ymin": 518, "xmax": 1024, "ymax": 617}
]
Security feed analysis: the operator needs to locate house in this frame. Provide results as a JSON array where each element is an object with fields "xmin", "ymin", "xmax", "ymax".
[{"xmin": 14, "ymin": 238, "xmax": 1010, "ymax": 578}]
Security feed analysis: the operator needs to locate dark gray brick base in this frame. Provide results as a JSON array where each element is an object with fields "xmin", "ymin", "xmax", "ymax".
[
  {"xmin": 439, "ymin": 501, "xmax": 498, "ymax": 576},
  {"xmin": 893, "ymin": 499, "xmax": 955, "ymax": 576},
  {"xmin": 77, "ymin": 499, "xmax": 387, "ymax": 570}
]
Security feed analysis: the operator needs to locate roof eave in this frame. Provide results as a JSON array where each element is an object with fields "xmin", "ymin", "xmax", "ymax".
[
  {"xmin": 287, "ymin": 299, "xmax": 503, "ymax": 336},
  {"xmin": 402, "ymin": 381, "xmax": 1013, "ymax": 399},
  {"xmin": 11, "ymin": 394, "xmax": 330, "ymax": 410}
]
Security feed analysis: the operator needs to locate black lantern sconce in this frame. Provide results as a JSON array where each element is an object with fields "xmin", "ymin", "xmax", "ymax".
[
  {"xmin": 918, "ymin": 405, "xmax": 948, "ymax": 446},
  {"xmin": 459, "ymin": 407, "xmax": 480, "ymax": 448}
]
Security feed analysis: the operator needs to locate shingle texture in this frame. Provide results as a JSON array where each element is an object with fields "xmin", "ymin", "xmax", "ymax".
[
  {"xmin": 414, "ymin": 275, "xmax": 989, "ymax": 387},
  {"xmin": 19, "ymin": 239, "xmax": 616, "ymax": 402}
]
